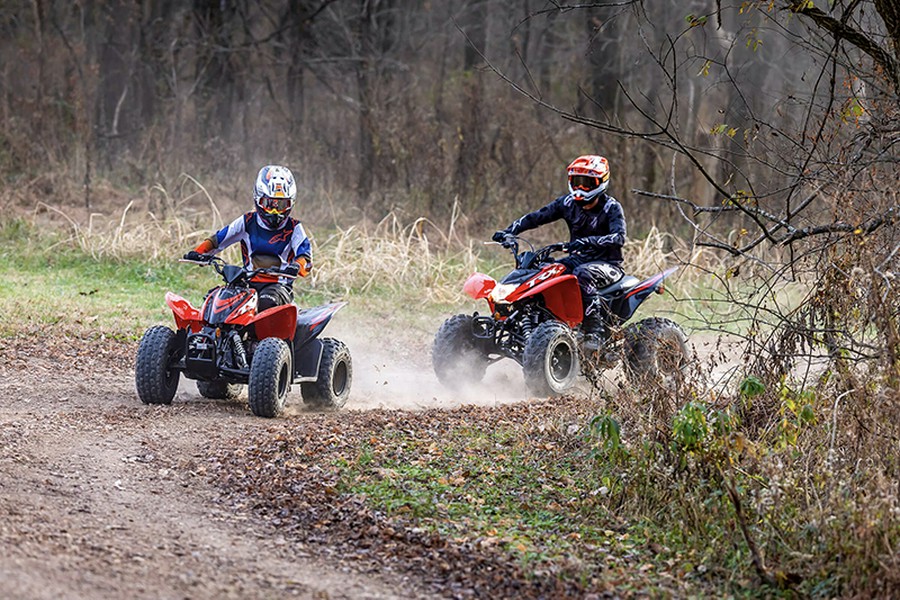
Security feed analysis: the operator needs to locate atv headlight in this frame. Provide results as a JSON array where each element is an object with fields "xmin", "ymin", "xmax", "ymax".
[{"xmin": 490, "ymin": 283, "xmax": 519, "ymax": 304}]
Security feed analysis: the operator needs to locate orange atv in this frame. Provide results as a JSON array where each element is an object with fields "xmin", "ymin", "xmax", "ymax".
[
  {"xmin": 135, "ymin": 256, "xmax": 351, "ymax": 417},
  {"xmin": 432, "ymin": 235, "xmax": 689, "ymax": 396}
]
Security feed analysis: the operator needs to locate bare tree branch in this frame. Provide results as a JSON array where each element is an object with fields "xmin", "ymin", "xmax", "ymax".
[{"xmin": 787, "ymin": 0, "xmax": 900, "ymax": 93}]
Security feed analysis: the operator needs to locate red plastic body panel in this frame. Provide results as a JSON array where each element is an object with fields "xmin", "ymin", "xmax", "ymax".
[
  {"xmin": 251, "ymin": 304, "xmax": 298, "ymax": 340},
  {"xmin": 504, "ymin": 263, "xmax": 568, "ymax": 303},
  {"xmin": 464, "ymin": 272, "xmax": 496, "ymax": 300},
  {"xmin": 165, "ymin": 292, "xmax": 202, "ymax": 333},
  {"xmin": 222, "ymin": 294, "xmax": 258, "ymax": 326},
  {"xmin": 508, "ymin": 273, "xmax": 583, "ymax": 328}
]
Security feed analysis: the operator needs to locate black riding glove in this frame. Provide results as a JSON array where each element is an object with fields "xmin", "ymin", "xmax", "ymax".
[
  {"xmin": 568, "ymin": 239, "xmax": 590, "ymax": 254},
  {"xmin": 183, "ymin": 250, "xmax": 209, "ymax": 262},
  {"xmin": 281, "ymin": 263, "xmax": 301, "ymax": 277},
  {"xmin": 491, "ymin": 230, "xmax": 508, "ymax": 243}
]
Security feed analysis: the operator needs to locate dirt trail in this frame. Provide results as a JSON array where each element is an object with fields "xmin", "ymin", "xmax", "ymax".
[
  {"xmin": 0, "ymin": 340, "xmax": 429, "ymax": 600},
  {"xmin": 0, "ymin": 318, "xmax": 736, "ymax": 599},
  {"xmin": 0, "ymin": 320, "xmax": 557, "ymax": 600}
]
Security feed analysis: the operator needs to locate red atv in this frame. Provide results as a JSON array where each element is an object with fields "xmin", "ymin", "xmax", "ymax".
[
  {"xmin": 432, "ymin": 235, "xmax": 689, "ymax": 396},
  {"xmin": 135, "ymin": 256, "xmax": 351, "ymax": 417}
]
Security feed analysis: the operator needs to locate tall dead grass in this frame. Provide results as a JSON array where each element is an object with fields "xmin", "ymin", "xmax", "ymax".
[
  {"xmin": 30, "ymin": 187, "xmax": 717, "ymax": 308},
  {"xmin": 27, "ymin": 193, "xmax": 481, "ymax": 305}
]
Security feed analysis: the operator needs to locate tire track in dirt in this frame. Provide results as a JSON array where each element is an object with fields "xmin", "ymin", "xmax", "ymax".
[{"xmin": 0, "ymin": 344, "xmax": 424, "ymax": 600}]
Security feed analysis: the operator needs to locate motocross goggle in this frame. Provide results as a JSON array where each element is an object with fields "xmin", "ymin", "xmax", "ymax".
[
  {"xmin": 258, "ymin": 195, "xmax": 293, "ymax": 214},
  {"xmin": 568, "ymin": 174, "xmax": 601, "ymax": 193}
]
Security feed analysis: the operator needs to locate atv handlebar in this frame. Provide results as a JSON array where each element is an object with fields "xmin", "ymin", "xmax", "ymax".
[
  {"xmin": 179, "ymin": 256, "xmax": 298, "ymax": 281},
  {"xmin": 487, "ymin": 235, "xmax": 569, "ymax": 270}
]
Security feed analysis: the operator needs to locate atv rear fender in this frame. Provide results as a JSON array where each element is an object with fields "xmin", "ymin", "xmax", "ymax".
[
  {"xmin": 250, "ymin": 304, "xmax": 298, "ymax": 340},
  {"xmin": 613, "ymin": 266, "xmax": 678, "ymax": 322},
  {"xmin": 294, "ymin": 302, "xmax": 347, "ymax": 347},
  {"xmin": 165, "ymin": 292, "xmax": 203, "ymax": 332}
]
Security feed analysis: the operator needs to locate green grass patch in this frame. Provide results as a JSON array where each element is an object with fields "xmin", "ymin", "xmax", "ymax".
[
  {"xmin": 0, "ymin": 218, "xmax": 484, "ymax": 342},
  {"xmin": 345, "ymin": 425, "xmax": 614, "ymax": 561},
  {"xmin": 314, "ymin": 396, "xmax": 900, "ymax": 597},
  {"xmin": 331, "ymin": 409, "xmax": 690, "ymax": 590},
  {"xmin": 0, "ymin": 220, "xmax": 194, "ymax": 339}
]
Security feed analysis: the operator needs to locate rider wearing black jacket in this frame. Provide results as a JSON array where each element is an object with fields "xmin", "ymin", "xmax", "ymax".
[{"xmin": 493, "ymin": 155, "xmax": 625, "ymax": 348}]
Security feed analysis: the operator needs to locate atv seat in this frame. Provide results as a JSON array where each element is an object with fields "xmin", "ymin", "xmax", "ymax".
[{"xmin": 597, "ymin": 275, "xmax": 640, "ymax": 296}]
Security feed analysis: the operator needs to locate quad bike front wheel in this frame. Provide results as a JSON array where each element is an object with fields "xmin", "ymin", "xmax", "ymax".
[
  {"xmin": 135, "ymin": 325, "xmax": 182, "ymax": 405},
  {"xmin": 623, "ymin": 317, "xmax": 691, "ymax": 390},
  {"xmin": 248, "ymin": 337, "xmax": 292, "ymax": 418},
  {"xmin": 522, "ymin": 321, "xmax": 580, "ymax": 397},
  {"xmin": 432, "ymin": 314, "xmax": 488, "ymax": 389},
  {"xmin": 301, "ymin": 338, "xmax": 352, "ymax": 409},
  {"xmin": 196, "ymin": 380, "xmax": 244, "ymax": 400}
]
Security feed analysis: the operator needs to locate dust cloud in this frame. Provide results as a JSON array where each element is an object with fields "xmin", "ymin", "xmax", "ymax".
[
  {"xmin": 169, "ymin": 314, "xmax": 540, "ymax": 413},
  {"xmin": 331, "ymin": 321, "xmax": 534, "ymax": 412}
]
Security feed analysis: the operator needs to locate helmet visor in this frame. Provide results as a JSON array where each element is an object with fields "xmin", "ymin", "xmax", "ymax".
[
  {"xmin": 569, "ymin": 175, "xmax": 600, "ymax": 193},
  {"xmin": 259, "ymin": 195, "xmax": 292, "ymax": 214}
]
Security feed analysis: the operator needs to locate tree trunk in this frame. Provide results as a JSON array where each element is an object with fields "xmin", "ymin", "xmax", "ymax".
[
  {"xmin": 356, "ymin": 0, "xmax": 376, "ymax": 201},
  {"xmin": 454, "ymin": 0, "xmax": 488, "ymax": 206}
]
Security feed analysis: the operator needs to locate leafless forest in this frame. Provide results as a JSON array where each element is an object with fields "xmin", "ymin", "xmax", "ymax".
[
  {"xmin": 1, "ymin": 1, "xmax": 889, "ymax": 226},
  {"xmin": 1, "ymin": 2, "xmax": 899, "ymax": 594},
  {"xmin": 3, "ymin": 0, "xmax": 898, "ymax": 368}
]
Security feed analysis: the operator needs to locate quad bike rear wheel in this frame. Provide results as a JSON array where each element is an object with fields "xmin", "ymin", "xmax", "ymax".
[
  {"xmin": 196, "ymin": 380, "xmax": 243, "ymax": 400},
  {"xmin": 301, "ymin": 338, "xmax": 352, "ymax": 409},
  {"xmin": 432, "ymin": 314, "xmax": 488, "ymax": 389},
  {"xmin": 135, "ymin": 325, "xmax": 182, "ymax": 405},
  {"xmin": 248, "ymin": 337, "xmax": 292, "ymax": 418},
  {"xmin": 522, "ymin": 321, "xmax": 580, "ymax": 397},
  {"xmin": 623, "ymin": 317, "xmax": 691, "ymax": 390}
]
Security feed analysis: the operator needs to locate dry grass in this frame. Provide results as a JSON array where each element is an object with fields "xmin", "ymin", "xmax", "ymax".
[{"xmin": 25, "ymin": 189, "xmax": 720, "ymax": 309}]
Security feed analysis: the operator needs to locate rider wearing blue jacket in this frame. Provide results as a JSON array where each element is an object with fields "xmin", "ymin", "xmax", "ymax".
[
  {"xmin": 493, "ymin": 155, "xmax": 625, "ymax": 348},
  {"xmin": 184, "ymin": 165, "xmax": 311, "ymax": 311}
]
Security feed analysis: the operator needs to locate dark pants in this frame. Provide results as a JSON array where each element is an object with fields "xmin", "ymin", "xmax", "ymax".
[
  {"xmin": 557, "ymin": 255, "xmax": 623, "ymax": 330},
  {"xmin": 251, "ymin": 282, "xmax": 294, "ymax": 312},
  {"xmin": 558, "ymin": 255, "xmax": 623, "ymax": 297}
]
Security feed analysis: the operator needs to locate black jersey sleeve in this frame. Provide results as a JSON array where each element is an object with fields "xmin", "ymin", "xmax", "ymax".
[{"xmin": 505, "ymin": 196, "xmax": 566, "ymax": 235}]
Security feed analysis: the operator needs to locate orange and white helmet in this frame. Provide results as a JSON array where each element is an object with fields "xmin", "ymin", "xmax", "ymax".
[
  {"xmin": 253, "ymin": 165, "xmax": 296, "ymax": 229},
  {"xmin": 567, "ymin": 155, "xmax": 610, "ymax": 203}
]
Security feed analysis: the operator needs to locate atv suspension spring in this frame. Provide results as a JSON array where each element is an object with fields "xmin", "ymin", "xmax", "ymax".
[
  {"xmin": 519, "ymin": 313, "xmax": 534, "ymax": 338},
  {"xmin": 229, "ymin": 331, "xmax": 249, "ymax": 369}
]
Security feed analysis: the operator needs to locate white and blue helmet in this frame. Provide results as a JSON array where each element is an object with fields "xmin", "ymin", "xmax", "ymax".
[{"xmin": 253, "ymin": 165, "xmax": 297, "ymax": 229}]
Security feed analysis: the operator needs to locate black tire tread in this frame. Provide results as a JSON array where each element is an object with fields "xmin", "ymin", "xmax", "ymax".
[
  {"xmin": 432, "ymin": 314, "xmax": 487, "ymax": 388},
  {"xmin": 623, "ymin": 317, "xmax": 690, "ymax": 386},
  {"xmin": 301, "ymin": 338, "xmax": 352, "ymax": 409},
  {"xmin": 196, "ymin": 380, "xmax": 243, "ymax": 400},
  {"xmin": 248, "ymin": 337, "xmax": 291, "ymax": 418},
  {"xmin": 522, "ymin": 321, "xmax": 579, "ymax": 397},
  {"xmin": 135, "ymin": 325, "xmax": 180, "ymax": 405}
]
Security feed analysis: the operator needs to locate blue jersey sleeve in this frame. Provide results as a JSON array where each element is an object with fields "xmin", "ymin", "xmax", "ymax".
[{"xmin": 212, "ymin": 215, "xmax": 249, "ymax": 251}]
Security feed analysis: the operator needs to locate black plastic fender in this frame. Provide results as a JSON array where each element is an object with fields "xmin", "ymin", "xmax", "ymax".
[
  {"xmin": 294, "ymin": 302, "xmax": 347, "ymax": 347},
  {"xmin": 293, "ymin": 338, "xmax": 323, "ymax": 382}
]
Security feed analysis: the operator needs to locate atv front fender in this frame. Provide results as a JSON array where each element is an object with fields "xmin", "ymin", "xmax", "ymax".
[
  {"xmin": 463, "ymin": 272, "xmax": 496, "ymax": 300},
  {"xmin": 510, "ymin": 274, "xmax": 583, "ymax": 328},
  {"xmin": 165, "ymin": 292, "xmax": 202, "ymax": 333}
]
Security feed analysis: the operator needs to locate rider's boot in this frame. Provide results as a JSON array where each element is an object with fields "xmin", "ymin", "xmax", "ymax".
[{"xmin": 581, "ymin": 297, "xmax": 608, "ymax": 353}]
